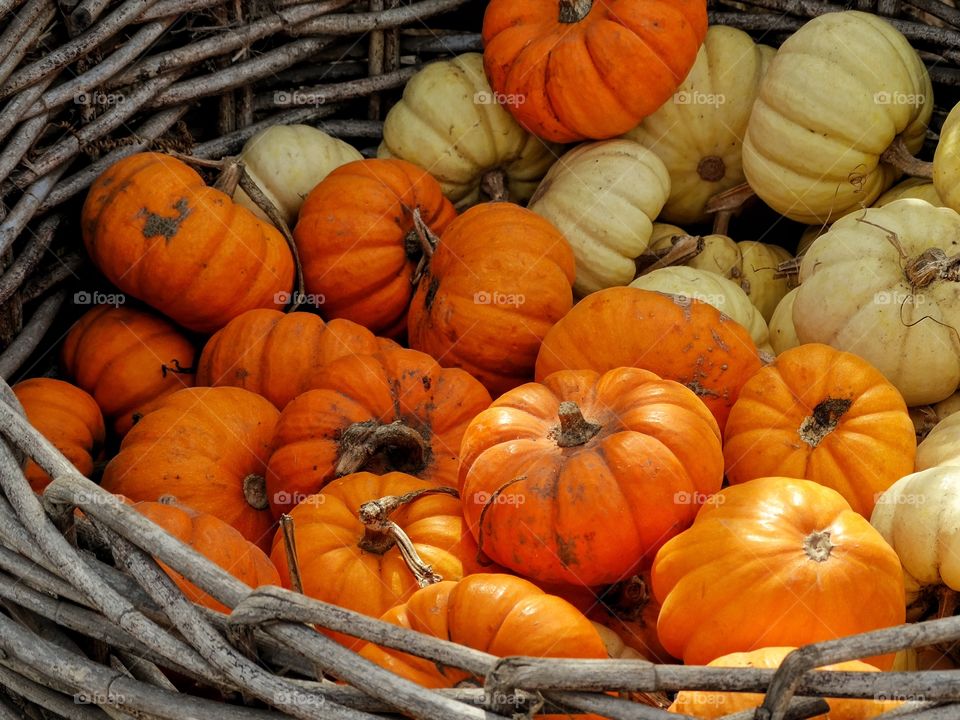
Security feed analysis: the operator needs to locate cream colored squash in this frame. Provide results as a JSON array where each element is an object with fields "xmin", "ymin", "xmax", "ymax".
[
  {"xmin": 892, "ymin": 647, "xmax": 956, "ymax": 672},
  {"xmin": 934, "ymin": 102, "xmax": 960, "ymax": 213},
  {"xmin": 768, "ymin": 287, "xmax": 800, "ymax": 355},
  {"xmin": 876, "ymin": 177, "xmax": 944, "ymax": 208},
  {"xmin": 528, "ymin": 139, "xmax": 670, "ymax": 295},
  {"xmin": 871, "ymin": 467, "xmax": 960, "ymax": 604},
  {"xmin": 743, "ymin": 11, "xmax": 932, "ymax": 224},
  {"xmin": 233, "ymin": 124, "xmax": 362, "ymax": 226},
  {"xmin": 916, "ymin": 412, "xmax": 960, "ymax": 471},
  {"xmin": 797, "ymin": 225, "xmax": 827, "ymax": 257},
  {"xmin": 625, "ymin": 26, "xmax": 775, "ymax": 225},
  {"xmin": 591, "ymin": 622, "xmax": 645, "ymax": 660},
  {"xmin": 379, "ymin": 53, "xmax": 557, "ymax": 207},
  {"xmin": 910, "ymin": 392, "xmax": 960, "ymax": 444},
  {"xmin": 630, "ymin": 266, "xmax": 771, "ymax": 352},
  {"xmin": 794, "ymin": 199, "xmax": 960, "ymax": 406}
]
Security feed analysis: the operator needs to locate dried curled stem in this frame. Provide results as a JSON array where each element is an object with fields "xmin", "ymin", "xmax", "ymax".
[
  {"xmin": 335, "ymin": 419, "xmax": 429, "ymax": 478},
  {"xmin": 881, "ymin": 136, "xmax": 933, "ymax": 179}
]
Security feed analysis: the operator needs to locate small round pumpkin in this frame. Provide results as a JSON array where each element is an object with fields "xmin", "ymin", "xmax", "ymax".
[
  {"xmin": 134, "ymin": 500, "xmax": 280, "ymax": 613},
  {"xmin": 101, "ymin": 387, "xmax": 279, "ymax": 551},
  {"xmin": 768, "ymin": 287, "xmax": 801, "ymax": 355},
  {"xmin": 12, "ymin": 379, "xmax": 105, "ymax": 493},
  {"xmin": 527, "ymin": 139, "xmax": 670, "ymax": 295},
  {"xmin": 916, "ymin": 412, "xmax": 960, "ymax": 470},
  {"xmin": 652, "ymin": 476, "xmax": 906, "ymax": 669},
  {"xmin": 742, "ymin": 11, "xmax": 932, "ymax": 223},
  {"xmin": 233, "ymin": 124, "xmax": 362, "ymax": 226},
  {"xmin": 876, "ymin": 177, "xmax": 944, "ymax": 208},
  {"xmin": 536, "ymin": 287, "xmax": 763, "ymax": 432},
  {"xmin": 408, "ymin": 203, "xmax": 576, "ymax": 396},
  {"xmin": 724, "ymin": 343, "xmax": 916, "ymax": 516},
  {"xmin": 460, "ymin": 367, "xmax": 723, "ymax": 586},
  {"xmin": 266, "ymin": 347, "xmax": 491, "ymax": 517},
  {"xmin": 626, "ymin": 26, "xmax": 775, "ymax": 225},
  {"xmin": 82, "ymin": 152, "xmax": 294, "ymax": 333},
  {"xmin": 293, "ymin": 158, "xmax": 457, "ymax": 337},
  {"xmin": 61, "ymin": 304, "xmax": 195, "ymax": 436},
  {"xmin": 482, "ymin": 0, "xmax": 707, "ymax": 143},
  {"xmin": 379, "ymin": 53, "xmax": 557, "ymax": 207},
  {"xmin": 196, "ymin": 309, "xmax": 394, "ymax": 409}
]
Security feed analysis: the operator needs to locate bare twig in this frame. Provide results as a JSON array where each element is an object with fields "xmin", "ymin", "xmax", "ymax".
[{"xmin": 0, "ymin": 290, "xmax": 64, "ymax": 380}]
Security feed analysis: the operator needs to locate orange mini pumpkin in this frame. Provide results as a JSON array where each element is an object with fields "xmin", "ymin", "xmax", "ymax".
[
  {"xmin": 266, "ymin": 347, "xmax": 491, "ymax": 517},
  {"xmin": 536, "ymin": 288, "xmax": 763, "ymax": 431},
  {"xmin": 482, "ymin": 0, "xmax": 707, "ymax": 143},
  {"xmin": 460, "ymin": 367, "xmax": 723, "ymax": 586},
  {"xmin": 82, "ymin": 152, "xmax": 294, "ymax": 333},
  {"xmin": 12, "ymin": 379, "xmax": 105, "ymax": 493},
  {"xmin": 61, "ymin": 304, "xmax": 195, "ymax": 436},
  {"xmin": 101, "ymin": 387, "xmax": 279, "ymax": 551},
  {"xmin": 196, "ymin": 309, "xmax": 396, "ymax": 409},
  {"xmin": 294, "ymin": 158, "xmax": 457, "ymax": 337},
  {"xmin": 724, "ymin": 343, "xmax": 917, "ymax": 516}
]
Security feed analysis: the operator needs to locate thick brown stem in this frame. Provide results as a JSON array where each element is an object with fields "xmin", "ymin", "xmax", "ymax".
[
  {"xmin": 558, "ymin": 0, "xmax": 591, "ymax": 22},
  {"xmin": 602, "ymin": 575, "xmax": 651, "ymax": 621},
  {"xmin": 480, "ymin": 168, "xmax": 508, "ymax": 203},
  {"xmin": 554, "ymin": 401, "xmax": 601, "ymax": 448},
  {"xmin": 905, "ymin": 247, "xmax": 960, "ymax": 289},
  {"xmin": 798, "ymin": 398, "xmax": 852, "ymax": 449},
  {"xmin": 409, "ymin": 206, "xmax": 440, "ymax": 286},
  {"xmin": 335, "ymin": 419, "xmax": 428, "ymax": 477},
  {"xmin": 279, "ymin": 514, "xmax": 304, "ymax": 594},
  {"xmin": 803, "ymin": 530, "xmax": 835, "ymax": 563},
  {"xmin": 242, "ymin": 473, "xmax": 269, "ymax": 510},
  {"xmin": 635, "ymin": 234, "xmax": 705, "ymax": 277},
  {"xmin": 697, "ymin": 155, "xmax": 726, "ymax": 183},
  {"xmin": 774, "ymin": 257, "xmax": 802, "ymax": 281},
  {"xmin": 706, "ymin": 182, "xmax": 756, "ymax": 236},
  {"xmin": 881, "ymin": 136, "xmax": 933, "ymax": 179}
]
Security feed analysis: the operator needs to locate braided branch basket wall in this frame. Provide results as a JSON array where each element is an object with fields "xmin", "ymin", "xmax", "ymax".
[{"xmin": 0, "ymin": 1, "xmax": 959, "ymax": 719}]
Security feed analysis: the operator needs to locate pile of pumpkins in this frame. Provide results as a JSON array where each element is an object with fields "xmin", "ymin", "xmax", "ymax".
[{"xmin": 16, "ymin": 0, "xmax": 960, "ymax": 716}]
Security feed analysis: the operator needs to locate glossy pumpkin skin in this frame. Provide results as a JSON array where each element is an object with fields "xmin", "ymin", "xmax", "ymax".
[
  {"xmin": 652, "ymin": 477, "xmax": 906, "ymax": 669},
  {"xmin": 294, "ymin": 158, "xmax": 457, "ymax": 337},
  {"xmin": 723, "ymin": 343, "xmax": 916, "ymax": 517},
  {"xmin": 669, "ymin": 647, "xmax": 901, "ymax": 719},
  {"xmin": 267, "ymin": 348, "xmax": 491, "ymax": 517},
  {"xmin": 82, "ymin": 152, "xmax": 294, "ymax": 333},
  {"xmin": 408, "ymin": 203, "xmax": 576, "ymax": 397},
  {"xmin": 269, "ymin": 472, "xmax": 479, "ymax": 647},
  {"xmin": 768, "ymin": 287, "xmax": 801, "ymax": 355},
  {"xmin": 528, "ymin": 139, "xmax": 670, "ymax": 295},
  {"xmin": 135, "ymin": 500, "xmax": 280, "ymax": 613},
  {"xmin": 196, "ymin": 309, "xmax": 395, "ymax": 409},
  {"xmin": 233, "ymin": 124, "xmax": 362, "ymax": 226},
  {"xmin": 379, "ymin": 53, "xmax": 558, "ymax": 207},
  {"xmin": 742, "ymin": 11, "xmax": 931, "ymax": 224},
  {"xmin": 12, "ymin": 379, "xmax": 105, "ymax": 493},
  {"xmin": 626, "ymin": 26, "xmax": 775, "ymax": 225},
  {"xmin": 916, "ymin": 411, "xmax": 960, "ymax": 470},
  {"xmin": 358, "ymin": 573, "xmax": 608, "ymax": 685},
  {"xmin": 536, "ymin": 288, "xmax": 763, "ymax": 432},
  {"xmin": 101, "ymin": 387, "xmax": 279, "ymax": 551},
  {"xmin": 482, "ymin": 0, "xmax": 708, "ymax": 143},
  {"xmin": 460, "ymin": 367, "xmax": 723, "ymax": 586},
  {"xmin": 61, "ymin": 305, "xmax": 195, "ymax": 436}
]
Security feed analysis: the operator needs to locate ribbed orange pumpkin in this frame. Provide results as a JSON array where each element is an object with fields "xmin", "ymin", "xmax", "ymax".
[
  {"xmin": 460, "ymin": 367, "xmax": 723, "ymax": 586},
  {"xmin": 535, "ymin": 288, "xmax": 763, "ymax": 432},
  {"xmin": 294, "ymin": 158, "xmax": 457, "ymax": 337},
  {"xmin": 723, "ymin": 343, "xmax": 916, "ymax": 517},
  {"xmin": 408, "ymin": 203, "xmax": 576, "ymax": 396},
  {"xmin": 12, "ymin": 379, "xmax": 105, "ymax": 493},
  {"xmin": 652, "ymin": 477, "xmax": 906, "ymax": 669},
  {"xmin": 196, "ymin": 309, "xmax": 397, "ymax": 409},
  {"xmin": 82, "ymin": 152, "xmax": 294, "ymax": 333},
  {"xmin": 358, "ymin": 573, "xmax": 608, "ymax": 685},
  {"xmin": 267, "ymin": 347, "xmax": 491, "ymax": 517},
  {"xmin": 482, "ymin": 0, "xmax": 708, "ymax": 143},
  {"xmin": 101, "ymin": 387, "xmax": 279, "ymax": 551},
  {"xmin": 134, "ymin": 500, "xmax": 280, "ymax": 613},
  {"xmin": 60, "ymin": 305, "xmax": 195, "ymax": 436}
]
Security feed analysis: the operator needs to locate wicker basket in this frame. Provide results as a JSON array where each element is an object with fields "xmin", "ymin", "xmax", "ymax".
[{"xmin": 0, "ymin": 1, "xmax": 959, "ymax": 718}]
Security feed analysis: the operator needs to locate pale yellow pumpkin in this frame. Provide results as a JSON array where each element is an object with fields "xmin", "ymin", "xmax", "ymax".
[
  {"xmin": 591, "ymin": 623, "xmax": 646, "ymax": 660},
  {"xmin": 625, "ymin": 27, "xmax": 774, "ymax": 225},
  {"xmin": 797, "ymin": 225, "xmax": 828, "ymax": 257},
  {"xmin": 529, "ymin": 139, "xmax": 670, "ymax": 295},
  {"xmin": 379, "ymin": 53, "xmax": 557, "ymax": 207},
  {"xmin": 876, "ymin": 177, "xmax": 944, "ymax": 208},
  {"xmin": 794, "ymin": 199, "xmax": 960, "ymax": 406},
  {"xmin": 910, "ymin": 392, "xmax": 960, "ymax": 443},
  {"xmin": 743, "ymin": 11, "xmax": 932, "ymax": 224},
  {"xmin": 768, "ymin": 287, "xmax": 800, "ymax": 355},
  {"xmin": 916, "ymin": 412, "xmax": 960, "ymax": 471},
  {"xmin": 892, "ymin": 646, "xmax": 957, "ymax": 672},
  {"xmin": 934, "ymin": 102, "xmax": 960, "ymax": 214}
]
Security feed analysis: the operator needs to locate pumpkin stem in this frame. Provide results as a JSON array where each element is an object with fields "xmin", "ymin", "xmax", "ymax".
[
  {"xmin": 600, "ymin": 574, "xmax": 651, "ymax": 621},
  {"xmin": 554, "ymin": 401, "xmax": 602, "ymax": 448},
  {"xmin": 279, "ymin": 514, "xmax": 305, "ymax": 594},
  {"xmin": 335, "ymin": 419, "xmax": 429, "ymax": 477},
  {"xmin": 480, "ymin": 169, "xmax": 509, "ymax": 203},
  {"xmin": 409, "ymin": 207, "xmax": 440, "ymax": 287},
  {"xmin": 242, "ymin": 474, "xmax": 269, "ymax": 511},
  {"xmin": 803, "ymin": 530, "xmax": 835, "ymax": 562},
  {"xmin": 881, "ymin": 136, "xmax": 933, "ymax": 179},
  {"xmin": 705, "ymin": 183, "xmax": 756, "ymax": 236},
  {"xmin": 213, "ymin": 157, "xmax": 244, "ymax": 195},
  {"xmin": 774, "ymin": 256, "xmax": 802, "ymax": 281},
  {"xmin": 905, "ymin": 247, "xmax": 960, "ymax": 290},
  {"xmin": 161, "ymin": 358, "xmax": 195, "ymax": 377},
  {"xmin": 697, "ymin": 156, "xmax": 727, "ymax": 183},
  {"xmin": 798, "ymin": 398, "xmax": 853, "ymax": 448},
  {"xmin": 559, "ymin": 0, "xmax": 592, "ymax": 23},
  {"xmin": 635, "ymin": 234, "xmax": 705, "ymax": 277}
]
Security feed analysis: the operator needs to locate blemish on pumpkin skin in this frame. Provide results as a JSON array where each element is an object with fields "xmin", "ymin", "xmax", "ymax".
[
  {"xmin": 556, "ymin": 534, "xmax": 578, "ymax": 568},
  {"xmin": 139, "ymin": 198, "xmax": 192, "ymax": 243},
  {"xmin": 424, "ymin": 275, "xmax": 440, "ymax": 311}
]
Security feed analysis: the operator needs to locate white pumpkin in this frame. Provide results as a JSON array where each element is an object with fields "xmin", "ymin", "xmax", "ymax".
[
  {"xmin": 630, "ymin": 266, "xmax": 771, "ymax": 353},
  {"xmin": 797, "ymin": 225, "xmax": 827, "ymax": 257},
  {"xmin": 934, "ymin": 102, "xmax": 960, "ymax": 214},
  {"xmin": 794, "ymin": 199, "xmax": 960, "ymax": 406},
  {"xmin": 528, "ymin": 139, "xmax": 670, "ymax": 295},
  {"xmin": 234, "ymin": 124, "xmax": 362, "ymax": 226},
  {"xmin": 916, "ymin": 412, "xmax": 960, "ymax": 471},
  {"xmin": 768, "ymin": 287, "xmax": 800, "ymax": 355},
  {"xmin": 876, "ymin": 177, "xmax": 944, "ymax": 208},
  {"xmin": 625, "ymin": 26, "xmax": 775, "ymax": 225},
  {"xmin": 910, "ymin": 392, "xmax": 960, "ymax": 444},
  {"xmin": 743, "ymin": 11, "xmax": 932, "ymax": 224},
  {"xmin": 379, "ymin": 53, "xmax": 557, "ymax": 207}
]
